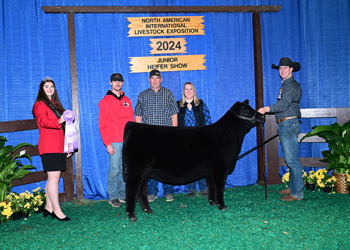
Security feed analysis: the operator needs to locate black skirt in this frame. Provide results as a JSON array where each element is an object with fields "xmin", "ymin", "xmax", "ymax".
[{"xmin": 40, "ymin": 153, "xmax": 67, "ymax": 172}]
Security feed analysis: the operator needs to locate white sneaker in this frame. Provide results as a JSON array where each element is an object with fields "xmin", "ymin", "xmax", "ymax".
[
  {"xmin": 108, "ymin": 199, "xmax": 122, "ymax": 207},
  {"xmin": 147, "ymin": 194, "xmax": 157, "ymax": 202},
  {"xmin": 165, "ymin": 194, "xmax": 174, "ymax": 202}
]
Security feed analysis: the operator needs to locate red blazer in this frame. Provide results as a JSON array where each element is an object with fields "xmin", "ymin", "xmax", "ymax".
[{"xmin": 33, "ymin": 101, "xmax": 64, "ymax": 155}]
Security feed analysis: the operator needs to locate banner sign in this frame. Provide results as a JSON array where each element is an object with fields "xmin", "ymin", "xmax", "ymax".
[
  {"xmin": 149, "ymin": 38, "xmax": 187, "ymax": 54},
  {"xmin": 129, "ymin": 55, "xmax": 206, "ymax": 73},
  {"xmin": 127, "ymin": 16, "xmax": 205, "ymax": 37}
]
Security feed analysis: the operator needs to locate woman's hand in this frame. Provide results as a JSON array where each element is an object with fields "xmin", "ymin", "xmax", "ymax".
[
  {"xmin": 59, "ymin": 115, "xmax": 65, "ymax": 124},
  {"xmin": 67, "ymin": 152, "xmax": 73, "ymax": 158}
]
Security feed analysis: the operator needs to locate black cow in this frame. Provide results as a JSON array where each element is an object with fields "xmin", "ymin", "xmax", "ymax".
[{"xmin": 122, "ymin": 100, "xmax": 264, "ymax": 222}]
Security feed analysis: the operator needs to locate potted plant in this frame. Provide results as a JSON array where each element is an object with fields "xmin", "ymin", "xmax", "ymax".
[
  {"xmin": 21, "ymin": 191, "xmax": 34, "ymax": 218},
  {"xmin": 7, "ymin": 189, "xmax": 43, "ymax": 220},
  {"xmin": 301, "ymin": 120, "xmax": 350, "ymax": 193},
  {"xmin": 0, "ymin": 136, "xmax": 36, "ymax": 202},
  {"xmin": 6, "ymin": 192, "xmax": 23, "ymax": 220},
  {"xmin": 305, "ymin": 170, "xmax": 317, "ymax": 191},
  {"xmin": 32, "ymin": 187, "xmax": 46, "ymax": 213},
  {"xmin": 0, "ymin": 201, "xmax": 13, "ymax": 223},
  {"xmin": 315, "ymin": 169, "xmax": 336, "ymax": 193}
]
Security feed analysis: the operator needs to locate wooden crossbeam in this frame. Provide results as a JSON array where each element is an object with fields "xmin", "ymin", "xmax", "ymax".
[
  {"xmin": 42, "ymin": 5, "xmax": 281, "ymax": 13},
  {"xmin": 0, "ymin": 119, "xmax": 37, "ymax": 133}
]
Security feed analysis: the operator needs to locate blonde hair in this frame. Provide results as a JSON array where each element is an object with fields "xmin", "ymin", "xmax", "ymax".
[{"xmin": 179, "ymin": 82, "xmax": 201, "ymax": 107}]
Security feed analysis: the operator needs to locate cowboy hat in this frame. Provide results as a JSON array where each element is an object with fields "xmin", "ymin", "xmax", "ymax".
[{"xmin": 272, "ymin": 57, "xmax": 300, "ymax": 72}]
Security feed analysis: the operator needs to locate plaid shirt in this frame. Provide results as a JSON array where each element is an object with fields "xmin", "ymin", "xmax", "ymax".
[{"xmin": 134, "ymin": 87, "xmax": 178, "ymax": 126}]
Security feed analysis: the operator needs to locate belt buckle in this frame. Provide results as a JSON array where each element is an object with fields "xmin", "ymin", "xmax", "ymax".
[{"xmin": 278, "ymin": 116, "xmax": 296, "ymax": 124}]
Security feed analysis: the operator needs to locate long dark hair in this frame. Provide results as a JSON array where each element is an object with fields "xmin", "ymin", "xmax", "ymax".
[{"xmin": 32, "ymin": 77, "xmax": 65, "ymax": 113}]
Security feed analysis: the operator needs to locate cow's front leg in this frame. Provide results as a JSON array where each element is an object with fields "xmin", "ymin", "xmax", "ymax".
[
  {"xmin": 211, "ymin": 172, "xmax": 228, "ymax": 210},
  {"xmin": 215, "ymin": 177, "xmax": 227, "ymax": 210},
  {"xmin": 138, "ymin": 177, "xmax": 153, "ymax": 215},
  {"xmin": 205, "ymin": 176, "xmax": 216, "ymax": 205}
]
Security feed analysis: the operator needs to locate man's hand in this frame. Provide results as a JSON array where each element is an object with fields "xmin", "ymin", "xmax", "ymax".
[
  {"xmin": 135, "ymin": 116, "xmax": 142, "ymax": 123},
  {"xmin": 258, "ymin": 107, "xmax": 270, "ymax": 114},
  {"xmin": 107, "ymin": 144, "xmax": 115, "ymax": 155},
  {"xmin": 171, "ymin": 113, "xmax": 178, "ymax": 127}
]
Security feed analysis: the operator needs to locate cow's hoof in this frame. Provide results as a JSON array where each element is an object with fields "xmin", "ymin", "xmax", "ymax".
[
  {"xmin": 209, "ymin": 200, "xmax": 216, "ymax": 206},
  {"xmin": 218, "ymin": 205, "xmax": 227, "ymax": 210},
  {"xmin": 143, "ymin": 208, "xmax": 153, "ymax": 214},
  {"xmin": 129, "ymin": 217, "xmax": 137, "ymax": 222}
]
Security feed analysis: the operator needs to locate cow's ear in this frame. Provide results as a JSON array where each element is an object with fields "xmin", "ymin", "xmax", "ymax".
[{"xmin": 243, "ymin": 99, "xmax": 249, "ymax": 105}]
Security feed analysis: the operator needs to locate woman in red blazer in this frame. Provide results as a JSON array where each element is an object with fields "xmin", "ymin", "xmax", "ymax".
[{"xmin": 33, "ymin": 77, "xmax": 72, "ymax": 222}]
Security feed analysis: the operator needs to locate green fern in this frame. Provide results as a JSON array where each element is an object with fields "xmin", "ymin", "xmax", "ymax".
[
  {"xmin": 0, "ymin": 136, "xmax": 36, "ymax": 201},
  {"xmin": 301, "ymin": 120, "xmax": 350, "ymax": 173}
]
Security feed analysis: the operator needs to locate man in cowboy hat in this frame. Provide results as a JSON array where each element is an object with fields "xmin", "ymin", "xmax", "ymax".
[{"xmin": 258, "ymin": 57, "xmax": 303, "ymax": 201}]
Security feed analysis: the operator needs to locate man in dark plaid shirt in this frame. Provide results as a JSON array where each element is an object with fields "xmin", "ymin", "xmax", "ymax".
[{"xmin": 134, "ymin": 69, "xmax": 178, "ymax": 202}]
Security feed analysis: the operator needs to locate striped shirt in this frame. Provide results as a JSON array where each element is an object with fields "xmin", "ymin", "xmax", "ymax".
[{"xmin": 134, "ymin": 87, "xmax": 178, "ymax": 126}]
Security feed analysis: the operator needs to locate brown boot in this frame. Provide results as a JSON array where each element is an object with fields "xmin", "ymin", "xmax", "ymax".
[
  {"xmin": 279, "ymin": 194, "xmax": 303, "ymax": 201},
  {"xmin": 278, "ymin": 188, "xmax": 291, "ymax": 194}
]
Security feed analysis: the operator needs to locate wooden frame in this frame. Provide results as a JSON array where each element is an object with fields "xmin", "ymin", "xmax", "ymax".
[
  {"xmin": 265, "ymin": 108, "xmax": 350, "ymax": 185},
  {"xmin": 41, "ymin": 5, "xmax": 281, "ymax": 194},
  {"xmin": 0, "ymin": 119, "xmax": 75, "ymax": 202}
]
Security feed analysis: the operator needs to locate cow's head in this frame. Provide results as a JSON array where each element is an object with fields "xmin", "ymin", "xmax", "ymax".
[{"xmin": 230, "ymin": 100, "xmax": 265, "ymax": 126}]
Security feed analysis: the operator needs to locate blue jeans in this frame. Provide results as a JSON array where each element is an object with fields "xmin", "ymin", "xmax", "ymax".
[
  {"xmin": 188, "ymin": 178, "xmax": 207, "ymax": 192},
  {"xmin": 107, "ymin": 142, "xmax": 125, "ymax": 200},
  {"xmin": 277, "ymin": 118, "xmax": 304, "ymax": 199},
  {"xmin": 147, "ymin": 178, "xmax": 174, "ymax": 196}
]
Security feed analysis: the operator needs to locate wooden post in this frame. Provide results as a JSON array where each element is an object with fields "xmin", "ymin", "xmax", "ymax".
[
  {"xmin": 67, "ymin": 13, "xmax": 83, "ymax": 201},
  {"xmin": 252, "ymin": 12, "xmax": 265, "ymax": 185}
]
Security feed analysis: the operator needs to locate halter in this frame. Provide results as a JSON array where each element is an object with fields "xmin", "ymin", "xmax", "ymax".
[{"xmin": 233, "ymin": 109, "xmax": 258, "ymax": 124}]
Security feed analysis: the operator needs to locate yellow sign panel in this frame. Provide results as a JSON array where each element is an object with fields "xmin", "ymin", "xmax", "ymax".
[
  {"xmin": 129, "ymin": 55, "xmax": 206, "ymax": 73},
  {"xmin": 127, "ymin": 16, "xmax": 205, "ymax": 37},
  {"xmin": 149, "ymin": 38, "xmax": 187, "ymax": 54}
]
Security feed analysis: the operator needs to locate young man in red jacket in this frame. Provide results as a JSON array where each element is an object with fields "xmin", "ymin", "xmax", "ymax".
[{"xmin": 99, "ymin": 73, "xmax": 134, "ymax": 207}]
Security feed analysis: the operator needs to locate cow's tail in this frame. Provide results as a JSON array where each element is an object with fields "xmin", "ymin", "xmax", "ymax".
[
  {"xmin": 122, "ymin": 121, "xmax": 133, "ymax": 182},
  {"xmin": 122, "ymin": 149, "xmax": 127, "ymax": 182}
]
